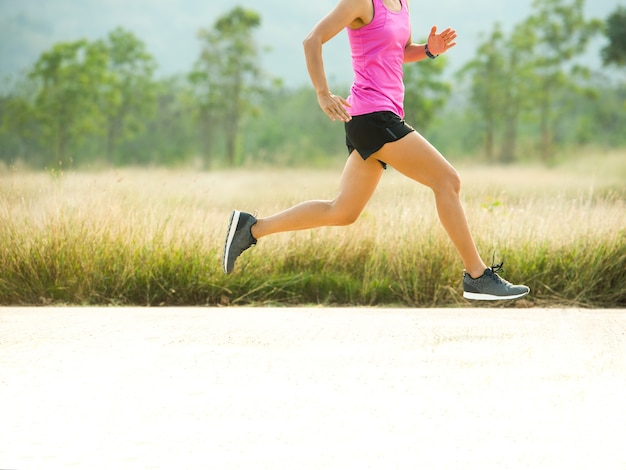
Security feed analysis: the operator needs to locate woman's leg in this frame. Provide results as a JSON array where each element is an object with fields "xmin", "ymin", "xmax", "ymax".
[
  {"xmin": 375, "ymin": 131, "xmax": 487, "ymax": 278},
  {"xmin": 252, "ymin": 151, "xmax": 384, "ymax": 239}
]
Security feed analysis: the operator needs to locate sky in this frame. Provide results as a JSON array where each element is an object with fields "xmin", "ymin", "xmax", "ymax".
[{"xmin": 0, "ymin": 0, "xmax": 622, "ymax": 88}]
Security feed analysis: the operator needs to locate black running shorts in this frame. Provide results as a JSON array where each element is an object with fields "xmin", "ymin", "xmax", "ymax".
[{"xmin": 344, "ymin": 111, "xmax": 415, "ymax": 169}]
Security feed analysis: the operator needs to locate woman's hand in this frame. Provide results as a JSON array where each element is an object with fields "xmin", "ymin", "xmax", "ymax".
[
  {"xmin": 427, "ymin": 26, "xmax": 457, "ymax": 56},
  {"xmin": 317, "ymin": 91, "xmax": 352, "ymax": 122}
]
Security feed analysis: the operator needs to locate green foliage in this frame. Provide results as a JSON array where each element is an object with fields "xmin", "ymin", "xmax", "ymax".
[
  {"xmin": 18, "ymin": 29, "xmax": 159, "ymax": 168},
  {"xmin": 458, "ymin": 19, "xmax": 541, "ymax": 163},
  {"xmin": 242, "ymin": 86, "xmax": 346, "ymax": 165},
  {"xmin": 525, "ymin": 0, "xmax": 603, "ymax": 162},
  {"xmin": 189, "ymin": 6, "xmax": 269, "ymax": 167},
  {"xmin": 458, "ymin": 0, "xmax": 607, "ymax": 163},
  {"xmin": 459, "ymin": 25, "xmax": 512, "ymax": 162},
  {"xmin": 130, "ymin": 76, "xmax": 197, "ymax": 165},
  {"xmin": 0, "ymin": 76, "xmax": 40, "ymax": 164},
  {"xmin": 602, "ymin": 6, "xmax": 626, "ymax": 66},
  {"xmin": 404, "ymin": 48, "xmax": 451, "ymax": 133},
  {"xmin": 29, "ymin": 39, "xmax": 108, "ymax": 166},
  {"xmin": 0, "ymin": 2, "xmax": 624, "ymax": 169},
  {"xmin": 100, "ymin": 27, "xmax": 157, "ymax": 164}
]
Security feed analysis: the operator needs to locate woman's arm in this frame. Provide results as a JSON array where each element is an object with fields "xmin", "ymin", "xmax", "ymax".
[
  {"xmin": 404, "ymin": 26, "xmax": 458, "ymax": 64},
  {"xmin": 303, "ymin": 0, "xmax": 371, "ymax": 122}
]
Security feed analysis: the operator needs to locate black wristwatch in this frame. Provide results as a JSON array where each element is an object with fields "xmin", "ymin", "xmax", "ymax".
[{"xmin": 425, "ymin": 43, "xmax": 438, "ymax": 59}]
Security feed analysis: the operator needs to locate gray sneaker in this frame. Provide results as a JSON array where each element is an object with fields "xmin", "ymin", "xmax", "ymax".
[
  {"xmin": 463, "ymin": 263, "xmax": 530, "ymax": 301},
  {"xmin": 223, "ymin": 210, "xmax": 257, "ymax": 274}
]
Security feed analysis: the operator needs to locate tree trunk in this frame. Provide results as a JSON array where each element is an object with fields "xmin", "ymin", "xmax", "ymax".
[
  {"xmin": 225, "ymin": 120, "xmax": 237, "ymax": 167},
  {"xmin": 485, "ymin": 121, "xmax": 494, "ymax": 163},
  {"xmin": 56, "ymin": 120, "xmax": 68, "ymax": 168},
  {"xmin": 200, "ymin": 109, "xmax": 214, "ymax": 169},
  {"xmin": 540, "ymin": 105, "xmax": 551, "ymax": 163},
  {"xmin": 106, "ymin": 117, "xmax": 116, "ymax": 162},
  {"xmin": 539, "ymin": 83, "xmax": 552, "ymax": 163},
  {"xmin": 226, "ymin": 68, "xmax": 242, "ymax": 167},
  {"xmin": 499, "ymin": 107, "xmax": 518, "ymax": 163}
]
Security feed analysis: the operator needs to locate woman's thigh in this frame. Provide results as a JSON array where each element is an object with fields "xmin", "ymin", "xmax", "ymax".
[
  {"xmin": 333, "ymin": 150, "xmax": 385, "ymax": 218},
  {"xmin": 376, "ymin": 131, "xmax": 459, "ymax": 191}
]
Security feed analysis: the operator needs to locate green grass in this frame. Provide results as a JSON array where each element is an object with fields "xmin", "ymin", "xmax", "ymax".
[{"xmin": 1, "ymin": 151, "xmax": 625, "ymax": 307}]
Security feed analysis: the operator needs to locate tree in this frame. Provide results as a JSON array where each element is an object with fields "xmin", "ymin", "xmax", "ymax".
[
  {"xmin": 458, "ymin": 26, "xmax": 509, "ymax": 162},
  {"xmin": 0, "ymin": 76, "xmax": 39, "ymax": 163},
  {"xmin": 403, "ymin": 50, "xmax": 451, "ymax": 136},
  {"xmin": 188, "ymin": 46, "xmax": 223, "ymax": 166},
  {"xmin": 498, "ymin": 20, "xmax": 538, "ymax": 163},
  {"xmin": 29, "ymin": 39, "xmax": 108, "ymax": 167},
  {"xmin": 101, "ymin": 27, "xmax": 157, "ymax": 163},
  {"xmin": 109, "ymin": 75, "xmax": 195, "ymax": 166},
  {"xmin": 242, "ymin": 86, "xmax": 344, "ymax": 165},
  {"xmin": 525, "ymin": 0, "xmax": 602, "ymax": 162},
  {"xmin": 601, "ymin": 6, "xmax": 626, "ymax": 117},
  {"xmin": 457, "ymin": 21, "xmax": 538, "ymax": 163},
  {"xmin": 602, "ymin": 6, "xmax": 626, "ymax": 67},
  {"xmin": 190, "ymin": 7, "xmax": 266, "ymax": 166}
]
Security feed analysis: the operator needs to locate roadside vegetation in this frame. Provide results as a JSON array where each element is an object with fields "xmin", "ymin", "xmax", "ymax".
[{"xmin": 1, "ymin": 151, "xmax": 624, "ymax": 307}]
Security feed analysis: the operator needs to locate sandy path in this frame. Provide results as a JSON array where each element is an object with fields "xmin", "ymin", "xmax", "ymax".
[{"xmin": 1, "ymin": 307, "xmax": 625, "ymax": 469}]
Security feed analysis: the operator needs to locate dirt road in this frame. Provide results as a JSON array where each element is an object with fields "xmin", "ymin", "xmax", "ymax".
[{"xmin": 1, "ymin": 307, "xmax": 625, "ymax": 469}]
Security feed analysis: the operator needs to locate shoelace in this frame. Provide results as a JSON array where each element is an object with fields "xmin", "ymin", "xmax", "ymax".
[
  {"xmin": 487, "ymin": 262, "xmax": 513, "ymax": 286},
  {"xmin": 490, "ymin": 262, "xmax": 504, "ymax": 274}
]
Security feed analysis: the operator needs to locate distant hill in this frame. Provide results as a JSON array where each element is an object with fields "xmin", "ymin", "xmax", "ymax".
[{"xmin": 0, "ymin": 0, "xmax": 620, "ymax": 88}]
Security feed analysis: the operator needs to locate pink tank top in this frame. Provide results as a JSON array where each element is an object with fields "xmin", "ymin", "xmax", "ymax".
[{"xmin": 346, "ymin": 0, "xmax": 410, "ymax": 117}]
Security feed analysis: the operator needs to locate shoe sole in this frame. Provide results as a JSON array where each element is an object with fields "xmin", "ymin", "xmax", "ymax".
[
  {"xmin": 223, "ymin": 210, "xmax": 241, "ymax": 274},
  {"xmin": 463, "ymin": 289, "xmax": 530, "ymax": 301}
]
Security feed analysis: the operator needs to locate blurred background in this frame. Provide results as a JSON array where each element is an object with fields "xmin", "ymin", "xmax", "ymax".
[{"xmin": 1, "ymin": 0, "xmax": 624, "ymax": 169}]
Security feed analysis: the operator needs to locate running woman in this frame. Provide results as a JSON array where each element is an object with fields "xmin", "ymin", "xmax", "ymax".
[{"xmin": 223, "ymin": 0, "xmax": 530, "ymax": 301}]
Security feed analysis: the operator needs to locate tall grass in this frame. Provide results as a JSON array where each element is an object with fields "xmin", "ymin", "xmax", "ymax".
[{"xmin": 1, "ymin": 151, "xmax": 625, "ymax": 307}]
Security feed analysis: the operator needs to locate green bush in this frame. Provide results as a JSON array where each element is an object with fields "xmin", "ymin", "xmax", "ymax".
[{"xmin": 1, "ymin": 160, "xmax": 625, "ymax": 307}]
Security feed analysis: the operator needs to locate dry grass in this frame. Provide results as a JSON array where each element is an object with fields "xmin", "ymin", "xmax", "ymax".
[{"xmin": 1, "ymin": 150, "xmax": 625, "ymax": 306}]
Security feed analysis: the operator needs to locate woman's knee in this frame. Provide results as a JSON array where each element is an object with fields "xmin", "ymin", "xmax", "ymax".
[
  {"xmin": 433, "ymin": 166, "xmax": 462, "ymax": 196},
  {"xmin": 328, "ymin": 200, "xmax": 361, "ymax": 226},
  {"xmin": 449, "ymin": 168, "xmax": 462, "ymax": 193}
]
